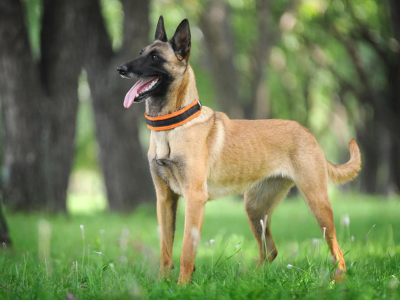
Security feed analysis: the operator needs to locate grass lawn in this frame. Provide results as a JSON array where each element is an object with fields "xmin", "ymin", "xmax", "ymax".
[{"xmin": 1, "ymin": 192, "xmax": 399, "ymax": 299}]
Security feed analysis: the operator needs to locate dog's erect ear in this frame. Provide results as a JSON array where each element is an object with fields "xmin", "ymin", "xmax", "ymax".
[
  {"xmin": 170, "ymin": 19, "xmax": 191, "ymax": 61},
  {"xmin": 155, "ymin": 15, "xmax": 168, "ymax": 42}
]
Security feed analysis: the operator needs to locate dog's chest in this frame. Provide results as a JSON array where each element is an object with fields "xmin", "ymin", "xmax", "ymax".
[
  {"xmin": 149, "ymin": 131, "xmax": 185, "ymax": 195},
  {"xmin": 151, "ymin": 131, "xmax": 170, "ymax": 159}
]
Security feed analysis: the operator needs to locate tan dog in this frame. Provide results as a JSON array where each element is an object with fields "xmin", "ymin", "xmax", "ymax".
[{"xmin": 117, "ymin": 16, "xmax": 361, "ymax": 284}]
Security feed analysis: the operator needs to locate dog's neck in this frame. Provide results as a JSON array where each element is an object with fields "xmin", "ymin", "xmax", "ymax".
[{"xmin": 145, "ymin": 65, "xmax": 199, "ymax": 117}]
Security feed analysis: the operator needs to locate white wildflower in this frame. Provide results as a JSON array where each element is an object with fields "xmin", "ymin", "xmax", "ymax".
[
  {"xmin": 235, "ymin": 242, "xmax": 241, "ymax": 251},
  {"xmin": 210, "ymin": 239, "xmax": 215, "ymax": 248},
  {"xmin": 312, "ymin": 238, "xmax": 321, "ymax": 246},
  {"xmin": 341, "ymin": 214, "xmax": 350, "ymax": 227},
  {"xmin": 260, "ymin": 219, "xmax": 265, "ymax": 234},
  {"xmin": 80, "ymin": 224, "xmax": 85, "ymax": 240}
]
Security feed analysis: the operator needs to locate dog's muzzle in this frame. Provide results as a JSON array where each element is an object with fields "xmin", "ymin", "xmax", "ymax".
[{"xmin": 117, "ymin": 65, "xmax": 129, "ymax": 77}]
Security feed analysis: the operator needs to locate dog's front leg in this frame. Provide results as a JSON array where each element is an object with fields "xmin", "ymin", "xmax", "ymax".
[
  {"xmin": 177, "ymin": 190, "xmax": 207, "ymax": 285},
  {"xmin": 154, "ymin": 176, "xmax": 180, "ymax": 280}
]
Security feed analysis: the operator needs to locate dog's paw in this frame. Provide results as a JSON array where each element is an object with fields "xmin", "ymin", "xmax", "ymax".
[
  {"xmin": 333, "ymin": 269, "xmax": 345, "ymax": 282},
  {"xmin": 177, "ymin": 274, "xmax": 192, "ymax": 285}
]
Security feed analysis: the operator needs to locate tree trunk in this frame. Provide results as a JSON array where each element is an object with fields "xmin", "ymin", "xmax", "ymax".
[
  {"xmin": 387, "ymin": 0, "xmax": 400, "ymax": 193},
  {"xmin": 0, "ymin": 0, "xmax": 47, "ymax": 211},
  {"xmin": 357, "ymin": 118, "xmax": 381, "ymax": 194},
  {"xmin": 199, "ymin": 1, "xmax": 243, "ymax": 118},
  {"xmin": 0, "ymin": 0, "xmax": 88, "ymax": 212},
  {"xmin": 0, "ymin": 201, "xmax": 11, "ymax": 246},
  {"xmin": 244, "ymin": 0, "xmax": 273, "ymax": 120},
  {"xmin": 39, "ymin": 0, "xmax": 89, "ymax": 212},
  {"xmin": 84, "ymin": 0, "xmax": 154, "ymax": 211},
  {"xmin": 387, "ymin": 61, "xmax": 400, "ymax": 193},
  {"xmin": 200, "ymin": 0, "xmax": 276, "ymax": 120}
]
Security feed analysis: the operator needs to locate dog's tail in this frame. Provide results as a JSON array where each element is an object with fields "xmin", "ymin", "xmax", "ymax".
[{"xmin": 326, "ymin": 139, "xmax": 361, "ymax": 184}]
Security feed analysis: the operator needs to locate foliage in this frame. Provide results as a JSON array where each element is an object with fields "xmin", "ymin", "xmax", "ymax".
[
  {"xmin": 1, "ymin": 194, "xmax": 399, "ymax": 299},
  {"xmin": 80, "ymin": 0, "xmax": 396, "ymax": 176},
  {"xmin": 18, "ymin": 0, "xmax": 399, "ymax": 194}
]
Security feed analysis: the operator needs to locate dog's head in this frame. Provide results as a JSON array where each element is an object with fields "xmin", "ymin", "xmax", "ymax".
[{"xmin": 117, "ymin": 16, "xmax": 191, "ymax": 108}]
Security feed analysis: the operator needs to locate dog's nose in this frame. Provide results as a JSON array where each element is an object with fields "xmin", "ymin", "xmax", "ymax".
[{"xmin": 117, "ymin": 65, "xmax": 128, "ymax": 73}]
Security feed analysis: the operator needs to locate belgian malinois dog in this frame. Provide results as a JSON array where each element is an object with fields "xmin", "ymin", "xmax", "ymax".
[{"xmin": 117, "ymin": 16, "xmax": 361, "ymax": 284}]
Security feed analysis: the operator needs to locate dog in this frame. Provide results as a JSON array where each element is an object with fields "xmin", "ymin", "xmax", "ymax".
[{"xmin": 117, "ymin": 16, "xmax": 361, "ymax": 285}]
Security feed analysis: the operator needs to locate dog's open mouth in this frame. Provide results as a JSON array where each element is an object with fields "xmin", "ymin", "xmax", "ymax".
[{"xmin": 123, "ymin": 75, "xmax": 161, "ymax": 108}]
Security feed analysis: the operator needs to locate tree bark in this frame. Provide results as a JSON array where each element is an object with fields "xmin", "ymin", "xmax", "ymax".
[
  {"xmin": 358, "ymin": 114, "xmax": 381, "ymax": 194},
  {"xmin": 199, "ymin": 1, "xmax": 243, "ymax": 118},
  {"xmin": 39, "ymin": 0, "xmax": 90, "ymax": 212},
  {"xmin": 200, "ymin": 0, "xmax": 278, "ymax": 120},
  {"xmin": 0, "ymin": 0, "xmax": 88, "ymax": 212},
  {"xmin": 245, "ymin": 0, "xmax": 273, "ymax": 119},
  {"xmin": 0, "ymin": 0, "xmax": 47, "ymax": 211},
  {"xmin": 387, "ymin": 0, "xmax": 400, "ymax": 193},
  {"xmin": 0, "ymin": 201, "xmax": 11, "ymax": 246},
  {"xmin": 84, "ymin": 0, "xmax": 154, "ymax": 211}
]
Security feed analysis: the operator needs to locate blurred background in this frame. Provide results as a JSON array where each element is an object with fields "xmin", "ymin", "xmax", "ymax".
[{"xmin": 0, "ymin": 0, "xmax": 399, "ymax": 244}]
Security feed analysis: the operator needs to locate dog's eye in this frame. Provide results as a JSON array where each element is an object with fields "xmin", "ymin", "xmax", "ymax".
[{"xmin": 152, "ymin": 54, "xmax": 158, "ymax": 60}]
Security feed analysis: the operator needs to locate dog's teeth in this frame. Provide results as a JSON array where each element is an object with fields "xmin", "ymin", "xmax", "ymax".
[{"xmin": 137, "ymin": 78, "xmax": 158, "ymax": 97}]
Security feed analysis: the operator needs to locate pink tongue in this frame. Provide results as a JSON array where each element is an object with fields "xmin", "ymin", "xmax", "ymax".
[{"xmin": 123, "ymin": 76, "xmax": 158, "ymax": 108}]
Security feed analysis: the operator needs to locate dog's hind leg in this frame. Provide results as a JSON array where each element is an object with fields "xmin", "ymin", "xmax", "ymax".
[
  {"xmin": 245, "ymin": 177, "xmax": 294, "ymax": 267},
  {"xmin": 296, "ymin": 169, "xmax": 346, "ymax": 279},
  {"xmin": 154, "ymin": 175, "xmax": 180, "ymax": 280}
]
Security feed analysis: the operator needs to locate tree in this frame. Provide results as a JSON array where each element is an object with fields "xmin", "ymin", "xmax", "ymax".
[
  {"xmin": 0, "ymin": 201, "xmax": 11, "ymax": 246},
  {"xmin": 200, "ymin": 0, "xmax": 295, "ymax": 120},
  {"xmin": 0, "ymin": 0, "xmax": 154, "ymax": 213},
  {"xmin": 316, "ymin": 0, "xmax": 400, "ymax": 194},
  {"xmin": 83, "ymin": 0, "xmax": 154, "ymax": 211},
  {"xmin": 0, "ymin": 0, "xmax": 88, "ymax": 212},
  {"xmin": 199, "ymin": 1, "xmax": 243, "ymax": 118},
  {"xmin": 260, "ymin": 0, "xmax": 400, "ymax": 195}
]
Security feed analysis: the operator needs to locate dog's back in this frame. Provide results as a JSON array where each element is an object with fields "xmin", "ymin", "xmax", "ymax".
[{"xmin": 206, "ymin": 113, "xmax": 360, "ymax": 199}]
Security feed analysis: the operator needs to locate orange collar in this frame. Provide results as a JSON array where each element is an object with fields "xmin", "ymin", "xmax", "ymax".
[{"xmin": 144, "ymin": 100, "xmax": 202, "ymax": 131}]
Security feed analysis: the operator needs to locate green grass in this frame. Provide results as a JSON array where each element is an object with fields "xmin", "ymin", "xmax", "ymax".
[{"xmin": 1, "ymin": 193, "xmax": 400, "ymax": 299}]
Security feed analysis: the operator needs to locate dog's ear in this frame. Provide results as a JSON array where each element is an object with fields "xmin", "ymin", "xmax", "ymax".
[
  {"xmin": 155, "ymin": 15, "xmax": 168, "ymax": 42},
  {"xmin": 170, "ymin": 19, "xmax": 191, "ymax": 61}
]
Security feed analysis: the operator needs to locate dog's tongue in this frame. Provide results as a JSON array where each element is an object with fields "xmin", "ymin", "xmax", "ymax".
[{"xmin": 123, "ymin": 76, "xmax": 158, "ymax": 108}]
